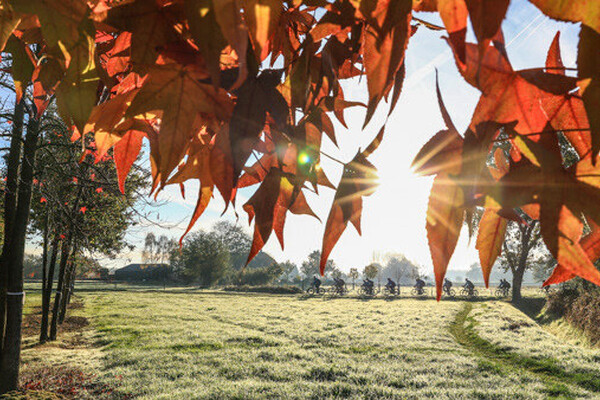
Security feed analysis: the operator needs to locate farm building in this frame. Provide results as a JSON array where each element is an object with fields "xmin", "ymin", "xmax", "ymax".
[{"xmin": 114, "ymin": 263, "xmax": 169, "ymax": 282}]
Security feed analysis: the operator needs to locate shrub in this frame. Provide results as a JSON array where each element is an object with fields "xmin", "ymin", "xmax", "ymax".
[
  {"xmin": 222, "ymin": 285, "xmax": 302, "ymax": 294},
  {"xmin": 546, "ymin": 282, "xmax": 600, "ymax": 345}
]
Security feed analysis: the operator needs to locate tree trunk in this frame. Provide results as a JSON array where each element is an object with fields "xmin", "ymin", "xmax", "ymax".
[
  {"xmin": 0, "ymin": 115, "xmax": 40, "ymax": 394},
  {"xmin": 40, "ymin": 235, "xmax": 59, "ymax": 343},
  {"xmin": 40, "ymin": 213, "xmax": 49, "ymax": 331},
  {"xmin": 512, "ymin": 267, "xmax": 525, "ymax": 302},
  {"xmin": 58, "ymin": 246, "xmax": 77, "ymax": 325},
  {"xmin": 50, "ymin": 237, "xmax": 72, "ymax": 341},
  {"xmin": 0, "ymin": 100, "xmax": 25, "ymax": 365}
]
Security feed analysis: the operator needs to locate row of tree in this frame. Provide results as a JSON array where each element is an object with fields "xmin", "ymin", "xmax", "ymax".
[{"xmin": 0, "ymin": 66, "xmax": 148, "ymax": 389}]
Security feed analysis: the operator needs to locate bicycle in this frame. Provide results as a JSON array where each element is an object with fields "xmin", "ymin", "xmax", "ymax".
[
  {"xmin": 383, "ymin": 286, "xmax": 398, "ymax": 296},
  {"xmin": 460, "ymin": 288, "xmax": 478, "ymax": 298},
  {"xmin": 495, "ymin": 287, "xmax": 510, "ymax": 297},
  {"xmin": 358, "ymin": 285, "xmax": 378, "ymax": 296},
  {"xmin": 411, "ymin": 287, "xmax": 426, "ymax": 296},
  {"xmin": 331, "ymin": 284, "xmax": 347, "ymax": 296},
  {"xmin": 442, "ymin": 287, "xmax": 456, "ymax": 297},
  {"xmin": 306, "ymin": 285, "xmax": 327, "ymax": 295}
]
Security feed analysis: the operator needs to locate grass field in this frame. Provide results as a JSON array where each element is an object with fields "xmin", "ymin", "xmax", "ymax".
[{"xmin": 17, "ymin": 287, "xmax": 600, "ymax": 399}]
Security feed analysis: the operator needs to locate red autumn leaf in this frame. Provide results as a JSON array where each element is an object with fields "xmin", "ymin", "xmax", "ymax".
[
  {"xmin": 426, "ymin": 174, "xmax": 464, "ymax": 300},
  {"xmin": 242, "ymin": 0, "xmax": 283, "ymax": 62},
  {"xmin": 113, "ymin": 129, "xmax": 145, "ymax": 194},
  {"xmin": 362, "ymin": 0, "xmax": 412, "ymax": 127},
  {"xmin": 475, "ymin": 208, "xmax": 507, "ymax": 287},
  {"xmin": 229, "ymin": 71, "xmax": 287, "ymax": 186},
  {"xmin": 319, "ymin": 129, "xmax": 384, "ymax": 274},
  {"xmin": 244, "ymin": 168, "xmax": 318, "ymax": 264},
  {"xmin": 126, "ymin": 63, "xmax": 233, "ymax": 183}
]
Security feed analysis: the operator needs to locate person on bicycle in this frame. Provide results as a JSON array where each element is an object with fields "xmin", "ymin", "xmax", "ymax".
[
  {"xmin": 386, "ymin": 278, "xmax": 396, "ymax": 293},
  {"xmin": 334, "ymin": 277, "xmax": 345, "ymax": 292},
  {"xmin": 503, "ymin": 279, "xmax": 511, "ymax": 290},
  {"xmin": 498, "ymin": 279, "xmax": 507, "ymax": 289},
  {"xmin": 464, "ymin": 278, "xmax": 474, "ymax": 294},
  {"xmin": 313, "ymin": 276, "xmax": 321, "ymax": 293},
  {"xmin": 443, "ymin": 278, "xmax": 453, "ymax": 294},
  {"xmin": 415, "ymin": 277, "xmax": 425, "ymax": 289},
  {"xmin": 363, "ymin": 278, "xmax": 374, "ymax": 294}
]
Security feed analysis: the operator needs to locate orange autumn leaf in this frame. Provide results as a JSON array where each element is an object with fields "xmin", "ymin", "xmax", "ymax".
[
  {"xmin": 475, "ymin": 208, "xmax": 507, "ymax": 287},
  {"xmin": 426, "ymin": 174, "xmax": 464, "ymax": 300}
]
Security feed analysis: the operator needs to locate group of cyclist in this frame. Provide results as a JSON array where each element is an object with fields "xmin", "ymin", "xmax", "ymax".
[{"xmin": 310, "ymin": 275, "xmax": 513, "ymax": 298}]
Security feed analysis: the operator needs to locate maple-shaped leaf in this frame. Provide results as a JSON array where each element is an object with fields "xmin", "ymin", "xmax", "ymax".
[
  {"xmin": 213, "ymin": 0, "xmax": 249, "ymax": 89},
  {"xmin": 106, "ymin": 0, "xmax": 182, "ymax": 68},
  {"xmin": 544, "ymin": 219, "xmax": 600, "ymax": 286},
  {"xmin": 11, "ymin": 0, "xmax": 89, "ymax": 61},
  {"xmin": 167, "ymin": 132, "xmax": 215, "ymax": 244},
  {"xmin": 426, "ymin": 173, "xmax": 464, "ymax": 300},
  {"xmin": 362, "ymin": 0, "xmax": 412, "ymax": 127},
  {"xmin": 5, "ymin": 35, "xmax": 34, "ymax": 103},
  {"xmin": 540, "ymin": 202, "xmax": 600, "ymax": 287},
  {"xmin": 244, "ymin": 168, "xmax": 318, "ymax": 263},
  {"xmin": 319, "ymin": 129, "xmax": 384, "ymax": 273},
  {"xmin": 230, "ymin": 70, "xmax": 288, "ymax": 186},
  {"xmin": 85, "ymin": 89, "xmax": 140, "ymax": 160},
  {"xmin": 56, "ymin": 19, "xmax": 100, "ymax": 134},
  {"xmin": 540, "ymin": 32, "xmax": 591, "ymax": 160},
  {"xmin": 453, "ymin": 41, "xmax": 580, "ymax": 166},
  {"xmin": 32, "ymin": 57, "xmax": 63, "ymax": 117},
  {"xmin": 242, "ymin": 0, "xmax": 282, "ymax": 62},
  {"xmin": 475, "ymin": 208, "xmax": 507, "ymax": 287},
  {"xmin": 113, "ymin": 129, "xmax": 145, "ymax": 193},
  {"xmin": 0, "ymin": 5, "xmax": 21, "ymax": 53},
  {"xmin": 126, "ymin": 63, "xmax": 233, "ymax": 183},
  {"xmin": 185, "ymin": 0, "xmax": 227, "ymax": 88},
  {"xmin": 210, "ymin": 124, "xmax": 236, "ymax": 207}
]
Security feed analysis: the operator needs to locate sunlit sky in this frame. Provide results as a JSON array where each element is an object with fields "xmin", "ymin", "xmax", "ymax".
[{"xmin": 99, "ymin": 0, "xmax": 580, "ymax": 273}]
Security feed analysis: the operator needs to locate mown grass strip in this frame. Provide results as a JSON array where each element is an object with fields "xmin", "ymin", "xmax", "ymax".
[{"xmin": 450, "ymin": 303, "xmax": 600, "ymax": 396}]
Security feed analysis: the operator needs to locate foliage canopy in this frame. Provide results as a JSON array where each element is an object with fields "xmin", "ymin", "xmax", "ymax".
[{"xmin": 1, "ymin": 0, "xmax": 599, "ymax": 299}]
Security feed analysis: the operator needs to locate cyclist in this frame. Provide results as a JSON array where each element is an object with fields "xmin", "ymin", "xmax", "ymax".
[
  {"xmin": 443, "ymin": 278, "xmax": 453, "ymax": 295},
  {"xmin": 334, "ymin": 277, "xmax": 346, "ymax": 293},
  {"xmin": 312, "ymin": 275, "xmax": 321, "ymax": 293},
  {"xmin": 385, "ymin": 278, "xmax": 397, "ymax": 294},
  {"xmin": 363, "ymin": 278, "xmax": 374, "ymax": 295},
  {"xmin": 414, "ymin": 277, "xmax": 425, "ymax": 294},
  {"xmin": 463, "ymin": 278, "xmax": 474, "ymax": 295}
]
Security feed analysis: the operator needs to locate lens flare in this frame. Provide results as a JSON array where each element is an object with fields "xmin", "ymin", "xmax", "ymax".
[{"xmin": 298, "ymin": 152, "xmax": 311, "ymax": 165}]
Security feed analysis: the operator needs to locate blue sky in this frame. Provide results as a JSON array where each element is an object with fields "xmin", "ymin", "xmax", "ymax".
[{"xmin": 100, "ymin": 0, "xmax": 581, "ymax": 273}]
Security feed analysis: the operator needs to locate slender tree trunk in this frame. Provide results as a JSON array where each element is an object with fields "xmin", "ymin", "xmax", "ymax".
[
  {"xmin": 0, "ymin": 100, "xmax": 25, "ymax": 367},
  {"xmin": 40, "ymin": 213, "xmax": 49, "ymax": 326},
  {"xmin": 50, "ymin": 237, "xmax": 72, "ymax": 340},
  {"xmin": 58, "ymin": 246, "xmax": 77, "ymax": 325},
  {"xmin": 0, "ymin": 115, "xmax": 40, "ymax": 394},
  {"xmin": 40, "ymin": 235, "xmax": 59, "ymax": 343}
]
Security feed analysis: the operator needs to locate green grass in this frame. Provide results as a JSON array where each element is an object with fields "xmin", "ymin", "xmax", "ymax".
[{"xmin": 19, "ymin": 289, "xmax": 600, "ymax": 399}]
